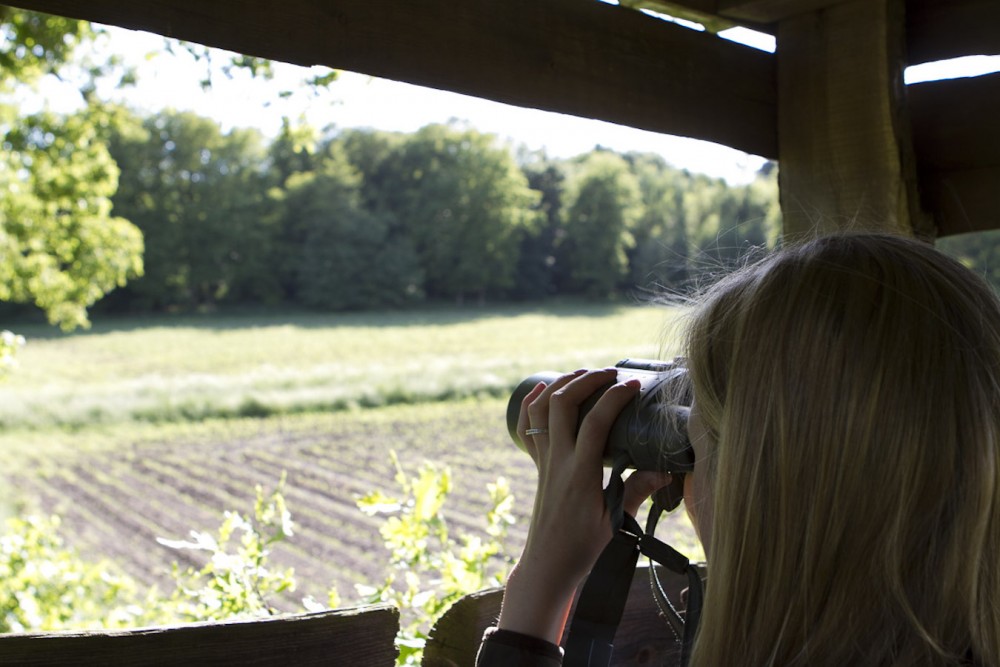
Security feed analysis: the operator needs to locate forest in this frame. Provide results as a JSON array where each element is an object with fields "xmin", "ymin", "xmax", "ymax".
[
  {"xmin": 114, "ymin": 114, "xmax": 787, "ymax": 309},
  {"xmin": 10, "ymin": 102, "xmax": 785, "ymax": 324}
]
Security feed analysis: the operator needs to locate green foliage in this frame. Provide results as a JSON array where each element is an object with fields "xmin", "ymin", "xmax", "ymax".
[
  {"xmin": 0, "ymin": 329, "xmax": 24, "ymax": 378},
  {"xmin": 0, "ymin": 477, "xmax": 299, "ymax": 634},
  {"xmin": 0, "ymin": 7, "xmax": 93, "ymax": 91},
  {"xmin": 155, "ymin": 475, "xmax": 296, "ymax": 622},
  {"xmin": 107, "ymin": 109, "xmax": 272, "ymax": 310},
  {"xmin": 627, "ymin": 160, "xmax": 690, "ymax": 292},
  {"xmin": 357, "ymin": 452, "xmax": 515, "ymax": 665},
  {"xmin": 0, "ymin": 515, "xmax": 145, "ymax": 632},
  {"xmin": 165, "ymin": 38, "xmax": 337, "ymax": 95},
  {"xmin": 378, "ymin": 123, "xmax": 541, "ymax": 302},
  {"xmin": 559, "ymin": 151, "xmax": 642, "ymax": 297},
  {"xmin": 284, "ymin": 146, "xmax": 423, "ymax": 310},
  {"xmin": 0, "ymin": 9, "xmax": 143, "ymax": 330},
  {"xmin": 0, "ymin": 106, "xmax": 144, "ymax": 330},
  {"xmin": 937, "ymin": 230, "xmax": 1000, "ymax": 291}
]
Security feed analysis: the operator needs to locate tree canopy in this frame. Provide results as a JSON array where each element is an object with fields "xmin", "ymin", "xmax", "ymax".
[{"xmin": 0, "ymin": 7, "xmax": 143, "ymax": 330}]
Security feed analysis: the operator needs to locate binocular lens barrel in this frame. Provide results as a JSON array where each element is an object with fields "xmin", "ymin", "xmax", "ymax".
[{"xmin": 505, "ymin": 360, "xmax": 694, "ymax": 473}]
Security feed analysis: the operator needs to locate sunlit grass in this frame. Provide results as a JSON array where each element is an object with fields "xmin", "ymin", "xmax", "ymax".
[{"xmin": 1, "ymin": 303, "xmax": 686, "ymax": 429}]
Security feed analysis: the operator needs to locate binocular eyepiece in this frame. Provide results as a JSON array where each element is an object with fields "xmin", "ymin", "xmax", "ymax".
[{"xmin": 506, "ymin": 359, "xmax": 694, "ymax": 474}]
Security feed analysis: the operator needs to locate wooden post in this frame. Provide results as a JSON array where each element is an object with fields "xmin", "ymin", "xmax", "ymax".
[{"xmin": 776, "ymin": 0, "xmax": 934, "ymax": 240}]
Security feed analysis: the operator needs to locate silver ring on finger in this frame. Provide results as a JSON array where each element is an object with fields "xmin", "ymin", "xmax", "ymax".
[{"xmin": 525, "ymin": 427, "xmax": 549, "ymax": 436}]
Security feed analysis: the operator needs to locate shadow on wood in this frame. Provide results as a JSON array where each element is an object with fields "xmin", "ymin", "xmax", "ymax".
[
  {"xmin": 0, "ymin": 604, "xmax": 399, "ymax": 666},
  {"xmin": 423, "ymin": 564, "xmax": 698, "ymax": 667}
]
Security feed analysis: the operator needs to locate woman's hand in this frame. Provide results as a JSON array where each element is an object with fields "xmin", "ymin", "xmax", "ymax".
[{"xmin": 497, "ymin": 368, "xmax": 672, "ymax": 644}]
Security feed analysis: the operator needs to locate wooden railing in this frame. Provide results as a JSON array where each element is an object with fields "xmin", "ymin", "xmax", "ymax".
[
  {"xmin": 424, "ymin": 564, "xmax": 691, "ymax": 667},
  {"xmin": 0, "ymin": 565, "xmax": 692, "ymax": 666},
  {"xmin": 0, "ymin": 605, "xmax": 399, "ymax": 666}
]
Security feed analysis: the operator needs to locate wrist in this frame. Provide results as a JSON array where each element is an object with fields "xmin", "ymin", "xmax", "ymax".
[{"xmin": 497, "ymin": 561, "xmax": 579, "ymax": 644}]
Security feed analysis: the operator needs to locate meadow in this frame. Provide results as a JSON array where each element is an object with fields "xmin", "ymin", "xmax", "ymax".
[{"xmin": 1, "ymin": 302, "xmax": 703, "ymax": 612}]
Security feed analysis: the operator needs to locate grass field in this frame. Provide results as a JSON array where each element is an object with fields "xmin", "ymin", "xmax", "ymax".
[
  {"xmin": 1, "ymin": 302, "xmax": 686, "ymax": 431},
  {"xmin": 1, "ymin": 303, "xmax": 703, "ymax": 613}
]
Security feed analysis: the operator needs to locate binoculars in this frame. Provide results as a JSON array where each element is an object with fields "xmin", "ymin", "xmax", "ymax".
[{"xmin": 506, "ymin": 358, "xmax": 694, "ymax": 473}]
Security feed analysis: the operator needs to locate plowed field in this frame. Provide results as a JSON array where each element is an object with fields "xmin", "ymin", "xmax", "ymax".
[{"xmin": 6, "ymin": 399, "xmax": 701, "ymax": 612}]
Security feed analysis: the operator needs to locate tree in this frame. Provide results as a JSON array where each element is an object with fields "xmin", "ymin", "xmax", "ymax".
[
  {"xmin": 625, "ymin": 153, "xmax": 691, "ymax": 294},
  {"xmin": 679, "ymin": 166, "xmax": 780, "ymax": 283},
  {"xmin": 558, "ymin": 150, "xmax": 641, "ymax": 298},
  {"xmin": 388, "ymin": 124, "xmax": 540, "ymax": 303},
  {"xmin": 337, "ymin": 127, "xmax": 406, "ymax": 214},
  {"xmin": 0, "ymin": 8, "xmax": 93, "ymax": 88},
  {"xmin": 937, "ymin": 229, "xmax": 1000, "ymax": 291},
  {"xmin": 108, "ymin": 110, "xmax": 273, "ymax": 309},
  {"xmin": 0, "ymin": 8, "xmax": 143, "ymax": 329},
  {"xmin": 512, "ymin": 155, "xmax": 564, "ymax": 299},
  {"xmin": 284, "ymin": 146, "xmax": 423, "ymax": 310}
]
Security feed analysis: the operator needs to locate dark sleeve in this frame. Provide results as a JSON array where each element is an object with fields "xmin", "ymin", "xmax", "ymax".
[{"xmin": 475, "ymin": 626, "xmax": 564, "ymax": 667}]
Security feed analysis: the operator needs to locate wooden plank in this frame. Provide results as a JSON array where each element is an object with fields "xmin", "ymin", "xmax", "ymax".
[
  {"xmin": 718, "ymin": 0, "xmax": 853, "ymax": 23},
  {"xmin": 906, "ymin": 0, "xmax": 1000, "ymax": 65},
  {"xmin": 775, "ymin": 0, "xmax": 933, "ymax": 238},
  {"xmin": 651, "ymin": 0, "xmax": 852, "ymax": 25},
  {"xmin": 4, "ymin": 0, "xmax": 777, "ymax": 159},
  {"xmin": 921, "ymin": 167, "xmax": 1000, "ymax": 237},
  {"xmin": 909, "ymin": 72, "xmax": 1000, "ymax": 171},
  {"xmin": 423, "ymin": 564, "xmax": 698, "ymax": 667},
  {"xmin": 0, "ymin": 605, "xmax": 399, "ymax": 666},
  {"xmin": 667, "ymin": 0, "xmax": 1000, "ymax": 65},
  {"xmin": 909, "ymin": 72, "xmax": 1000, "ymax": 236}
]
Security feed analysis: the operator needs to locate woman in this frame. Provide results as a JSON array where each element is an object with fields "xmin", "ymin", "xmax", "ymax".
[{"xmin": 478, "ymin": 234, "xmax": 1000, "ymax": 666}]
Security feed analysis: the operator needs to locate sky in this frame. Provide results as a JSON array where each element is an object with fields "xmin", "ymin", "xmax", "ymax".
[{"xmin": 28, "ymin": 16, "xmax": 1000, "ymax": 186}]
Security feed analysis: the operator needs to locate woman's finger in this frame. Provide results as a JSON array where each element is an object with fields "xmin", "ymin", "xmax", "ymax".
[
  {"xmin": 546, "ymin": 368, "xmax": 620, "ymax": 457},
  {"xmin": 524, "ymin": 369, "xmax": 586, "ymax": 433},
  {"xmin": 572, "ymin": 374, "xmax": 642, "ymax": 462},
  {"xmin": 515, "ymin": 380, "xmax": 548, "ymax": 462},
  {"xmin": 623, "ymin": 470, "xmax": 673, "ymax": 517}
]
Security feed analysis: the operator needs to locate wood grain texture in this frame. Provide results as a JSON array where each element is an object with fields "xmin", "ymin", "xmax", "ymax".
[
  {"xmin": 906, "ymin": 0, "xmax": 1000, "ymax": 65},
  {"xmin": 0, "ymin": 605, "xmax": 399, "ymax": 666},
  {"xmin": 908, "ymin": 72, "xmax": 1000, "ymax": 236},
  {"xmin": 7, "ymin": 0, "xmax": 999, "ymax": 235},
  {"xmin": 776, "ymin": 0, "xmax": 932, "ymax": 238},
  {"xmin": 648, "ymin": 0, "xmax": 1000, "ymax": 64},
  {"xmin": 719, "ymin": 0, "xmax": 853, "ymax": 23},
  {"xmin": 5, "ymin": 0, "xmax": 777, "ymax": 158},
  {"xmin": 422, "ymin": 564, "xmax": 696, "ymax": 667}
]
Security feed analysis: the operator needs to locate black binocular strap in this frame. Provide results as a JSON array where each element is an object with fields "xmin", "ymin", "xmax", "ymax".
[
  {"xmin": 563, "ymin": 460, "xmax": 702, "ymax": 667},
  {"xmin": 563, "ymin": 517, "xmax": 642, "ymax": 666}
]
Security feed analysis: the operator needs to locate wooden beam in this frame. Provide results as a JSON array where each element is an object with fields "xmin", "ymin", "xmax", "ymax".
[
  {"xmin": 909, "ymin": 73, "xmax": 1000, "ymax": 172},
  {"xmin": 906, "ymin": 0, "xmax": 1000, "ymax": 65},
  {"xmin": 775, "ymin": 0, "xmax": 932, "ymax": 239},
  {"xmin": 647, "ymin": 0, "xmax": 853, "ymax": 25},
  {"xmin": 920, "ymin": 168, "xmax": 1000, "ymax": 237},
  {"xmin": 5, "ymin": 0, "xmax": 777, "ymax": 158},
  {"xmin": 718, "ymin": 0, "xmax": 852, "ymax": 23},
  {"xmin": 664, "ymin": 0, "xmax": 1000, "ymax": 65},
  {"xmin": 909, "ymin": 72, "xmax": 1000, "ymax": 236}
]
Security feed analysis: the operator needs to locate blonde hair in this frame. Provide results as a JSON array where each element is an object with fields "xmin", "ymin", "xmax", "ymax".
[{"xmin": 683, "ymin": 234, "xmax": 1000, "ymax": 666}]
